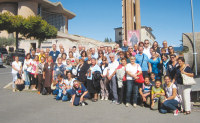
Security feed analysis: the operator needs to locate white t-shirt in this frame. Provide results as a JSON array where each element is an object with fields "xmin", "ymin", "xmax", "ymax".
[
  {"xmin": 12, "ymin": 61, "xmax": 22, "ymax": 74},
  {"xmin": 108, "ymin": 60, "xmax": 119, "ymax": 76},
  {"xmin": 126, "ymin": 63, "xmax": 142, "ymax": 80},
  {"xmin": 143, "ymin": 47, "xmax": 151, "ymax": 59},
  {"xmin": 23, "ymin": 59, "xmax": 32, "ymax": 72},
  {"xmin": 64, "ymin": 78, "xmax": 75, "ymax": 89},
  {"xmin": 103, "ymin": 67, "xmax": 108, "ymax": 76},
  {"xmin": 164, "ymin": 83, "xmax": 179, "ymax": 102}
]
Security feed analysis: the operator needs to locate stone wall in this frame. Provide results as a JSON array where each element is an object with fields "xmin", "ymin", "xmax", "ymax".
[
  {"xmin": 18, "ymin": 34, "xmax": 115, "ymax": 54},
  {"xmin": 182, "ymin": 32, "xmax": 200, "ymax": 73}
]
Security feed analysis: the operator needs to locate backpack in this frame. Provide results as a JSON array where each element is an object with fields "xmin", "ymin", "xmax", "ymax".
[{"xmin": 93, "ymin": 71, "xmax": 102, "ymax": 88}]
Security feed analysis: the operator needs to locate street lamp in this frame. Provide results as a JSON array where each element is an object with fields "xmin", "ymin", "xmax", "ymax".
[{"xmin": 190, "ymin": 0, "xmax": 198, "ymax": 76}]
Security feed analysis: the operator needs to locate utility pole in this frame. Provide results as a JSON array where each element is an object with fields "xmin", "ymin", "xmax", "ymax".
[{"xmin": 190, "ymin": 0, "xmax": 198, "ymax": 76}]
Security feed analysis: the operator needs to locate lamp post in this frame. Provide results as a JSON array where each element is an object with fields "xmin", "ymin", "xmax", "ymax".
[{"xmin": 190, "ymin": 0, "xmax": 197, "ymax": 76}]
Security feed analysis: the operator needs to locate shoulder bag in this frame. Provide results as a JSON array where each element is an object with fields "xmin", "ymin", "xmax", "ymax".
[{"xmin": 181, "ymin": 67, "xmax": 196, "ymax": 85}]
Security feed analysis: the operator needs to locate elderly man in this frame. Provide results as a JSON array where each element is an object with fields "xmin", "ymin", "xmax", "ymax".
[
  {"xmin": 78, "ymin": 44, "xmax": 83, "ymax": 56},
  {"xmin": 122, "ymin": 40, "xmax": 129, "ymax": 52},
  {"xmin": 49, "ymin": 44, "xmax": 60, "ymax": 63},
  {"xmin": 106, "ymin": 46, "xmax": 113, "ymax": 63},
  {"xmin": 143, "ymin": 39, "xmax": 151, "ymax": 59},
  {"xmin": 35, "ymin": 48, "xmax": 40, "ymax": 55},
  {"xmin": 107, "ymin": 53, "xmax": 119, "ymax": 104},
  {"xmin": 31, "ymin": 49, "xmax": 36, "ymax": 59},
  {"xmin": 59, "ymin": 44, "xmax": 64, "ymax": 52},
  {"xmin": 162, "ymin": 40, "xmax": 168, "ymax": 54},
  {"xmin": 91, "ymin": 48, "xmax": 98, "ymax": 59}
]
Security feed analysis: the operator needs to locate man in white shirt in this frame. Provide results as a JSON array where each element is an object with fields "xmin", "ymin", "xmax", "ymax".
[
  {"xmin": 143, "ymin": 39, "xmax": 151, "ymax": 59},
  {"xmin": 107, "ymin": 53, "xmax": 119, "ymax": 104},
  {"xmin": 91, "ymin": 48, "xmax": 98, "ymax": 59}
]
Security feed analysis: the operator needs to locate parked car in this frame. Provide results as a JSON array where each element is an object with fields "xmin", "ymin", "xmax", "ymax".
[
  {"xmin": 6, "ymin": 49, "xmax": 25, "ymax": 65},
  {"xmin": 0, "ymin": 47, "xmax": 8, "ymax": 63},
  {"xmin": 0, "ymin": 53, "xmax": 3, "ymax": 67}
]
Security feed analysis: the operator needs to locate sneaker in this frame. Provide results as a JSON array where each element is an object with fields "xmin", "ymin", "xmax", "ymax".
[
  {"xmin": 24, "ymin": 86, "xmax": 29, "ymax": 90},
  {"xmin": 115, "ymin": 102, "xmax": 120, "ymax": 105},
  {"xmin": 105, "ymin": 97, "xmax": 108, "ymax": 101},
  {"xmin": 83, "ymin": 102, "xmax": 88, "ymax": 105},
  {"xmin": 70, "ymin": 99, "xmax": 72, "ymax": 103},
  {"xmin": 174, "ymin": 109, "xmax": 179, "ymax": 116},
  {"xmin": 112, "ymin": 100, "xmax": 116, "ymax": 103},
  {"xmin": 125, "ymin": 103, "xmax": 130, "ymax": 107},
  {"xmin": 80, "ymin": 102, "xmax": 85, "ymax": 106},
  {"xmin": 133, "ymin": 103, "xmax": 137, "ymax": 108},
  {"xmin": 101, "ymin": 97, "xmax": 104, "ymax": 100},
  {"xmin": 12, "ymin": 89, "xmax": 16, "ymax": 92}
]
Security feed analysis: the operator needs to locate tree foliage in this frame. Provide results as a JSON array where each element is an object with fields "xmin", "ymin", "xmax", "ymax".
[
  {"xmin": 104, "ymin": 37, "xmax": 113, "ymax": 42},
  {"xmin": 0, "ymin": 12, "xmax": 58, "ymax": 48},
  {"xmin": 0, "ymin": 37, "xmax": 15, "ymax": 47}
]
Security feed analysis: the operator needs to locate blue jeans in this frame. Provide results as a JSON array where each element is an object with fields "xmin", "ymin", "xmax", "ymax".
[
  {"xmin": 24, "ymin": 70, "xmax": 30, "ymax": 86},
  {"xmin": 159, "ymin": 99, "xmax": 179, "ymax": 114},
  {"xmin": 52, "ymin": 89, "xmax": 59, "ymax": 95},
  {"xmin": 56, "ymin": 89, "xmax": 72, "ymax": 101},
  {"xmin": 126, "ymin": 80, "xmax": 140, "ymax": 104},
  {"xmin": 109, "ymin": 76, "xmax": 118, "ymax": 101},
  {"xmin": 73, "ymin": 93, "xmax": 89, "ymax": 106}
]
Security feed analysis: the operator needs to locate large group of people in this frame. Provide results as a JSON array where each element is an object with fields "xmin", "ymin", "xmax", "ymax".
[{"xmin": 11, "ymin": 39, "xmax": 194, "ymax": 116}]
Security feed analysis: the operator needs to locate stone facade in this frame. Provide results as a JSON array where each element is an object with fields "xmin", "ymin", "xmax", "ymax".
[
  {"xmin": 18, "ymin": 1, "xmax": 38, "ymax": 18},
  {"xmin": 182, "ymin": 32, "xmax": 200, "ymax": 73},
  {"xmin": 122, "ymin": 0, "xmax": 141, "ymax": 41},
  {"xmin": 0, "ymin": 0, "xmax": 75, "ymax": 38}
]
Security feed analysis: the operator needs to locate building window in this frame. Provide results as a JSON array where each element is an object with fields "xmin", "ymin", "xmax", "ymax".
[{"xmin": 119, "ymin": 32, "xmax": 122, "ymax": 35}]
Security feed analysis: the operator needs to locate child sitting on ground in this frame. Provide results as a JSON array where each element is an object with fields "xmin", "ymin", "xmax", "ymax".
[
  {"xmin": 151, "ymin": 79, "xmax": 165, "ymax": 110},
  {"xmin": 150, "ymin": 72, "xmax": 156, "ymax": 86},
  {"xmin": 139, "ymin": 76, "xmax": 152, "ymax": 106},
  {"xmin": 15, "ymin": 72, "xmax": 24, "ymax": 91},
  {"xmin": 71, "ymin": 80, "xmax": 89, "ymax": 106}
]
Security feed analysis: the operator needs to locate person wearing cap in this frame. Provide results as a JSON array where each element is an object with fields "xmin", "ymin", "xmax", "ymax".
[
  {"xmin": 71, "ymin": 80, "xmax": 89, "ymax": 106},
  {"xmin": 87, "ymin": 58, "xmax": 102, "ymax": 102}
]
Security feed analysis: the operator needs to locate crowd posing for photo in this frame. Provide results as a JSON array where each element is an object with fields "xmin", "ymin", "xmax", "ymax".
[{"xmin": 11, "ymin": 39, "xmax": 195, "ymax": 116}]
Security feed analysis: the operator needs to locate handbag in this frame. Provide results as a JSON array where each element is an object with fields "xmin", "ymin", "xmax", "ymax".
[
  {"xmin": 135, "ymin": 65, "xmax": 144, "ymax": 83},
  {"xmin": 181, "ymin": 69, "xmax": 196, "ymax": 85},
  {"xmin": 41, "ymin": 87, "xmax": 47, "ymax": 95}
]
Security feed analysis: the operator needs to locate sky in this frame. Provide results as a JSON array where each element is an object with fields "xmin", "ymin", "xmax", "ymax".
[{"xmin": 50, "ymin": 0, "xmax": 200, "ymax": 47}]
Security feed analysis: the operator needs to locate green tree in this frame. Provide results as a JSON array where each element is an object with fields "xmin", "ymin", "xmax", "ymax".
[
  {"xmin": 104, "ymin": 37, "xmax": 109, "ymax": 42},
  {"xmin": 22, "ymin": 16, "xmax": 57, "ymax": 48},
  {"xmin": 0, "ymin": 12, "xmax": 57, "ymax": 49}
]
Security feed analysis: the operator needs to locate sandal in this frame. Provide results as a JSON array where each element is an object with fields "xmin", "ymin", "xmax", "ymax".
[
  {"xmin": 92, "ymin": 99, "xmax": 98, "ymax": 102},
  {"xmin": 184, "ymin": 111, "xmax": 191, "ymax": 115}
]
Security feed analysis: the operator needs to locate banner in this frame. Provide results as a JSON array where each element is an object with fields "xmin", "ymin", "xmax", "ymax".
[{"xmin": 128, "ymin": 30, "xmax": 140, "ymax": 47}]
